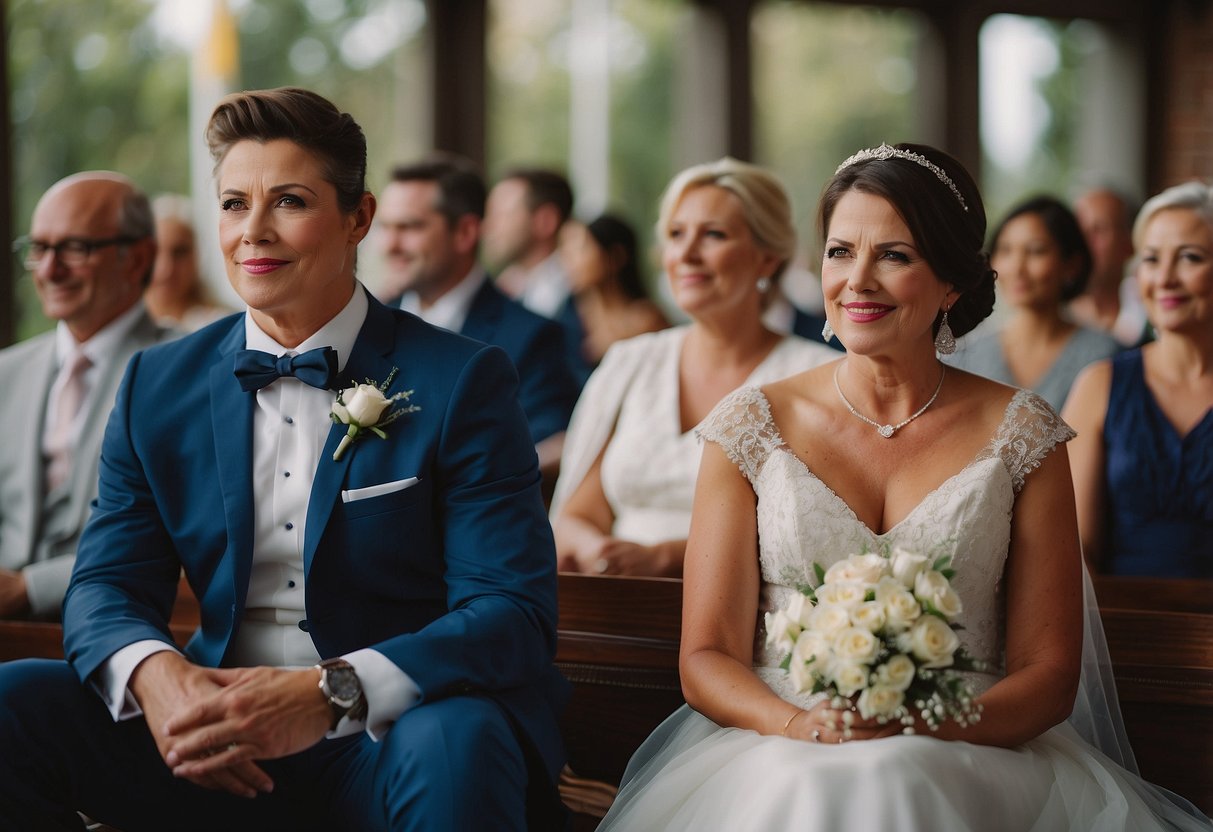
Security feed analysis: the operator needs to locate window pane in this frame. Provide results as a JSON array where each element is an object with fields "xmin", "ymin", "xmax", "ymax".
[{"xmin": 753, "ymin": 1, "xmax": 928, "ymax": 305}]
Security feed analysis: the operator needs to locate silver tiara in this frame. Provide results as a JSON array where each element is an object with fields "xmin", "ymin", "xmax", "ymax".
[{"xmin": 835, "ymin": 143, "xmax": 969, "ymax": 213}]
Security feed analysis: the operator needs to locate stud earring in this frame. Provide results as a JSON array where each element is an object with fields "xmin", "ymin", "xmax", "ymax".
[
  {"xmin": 756, "ymin": 276, "xmax": 771, "ymax": 293},
  {"xmin": 934, "ymin": 310, "xmax": 956, "ymax": 355},
  {"xmin": 821, "ymin": 319, "xmax": 835, "ymax": 343}
]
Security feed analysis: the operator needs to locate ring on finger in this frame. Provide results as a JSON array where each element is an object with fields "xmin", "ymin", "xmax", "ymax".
[{"xmin": 227, "ymin": 742, "xmax": 239, "ymax": 752}]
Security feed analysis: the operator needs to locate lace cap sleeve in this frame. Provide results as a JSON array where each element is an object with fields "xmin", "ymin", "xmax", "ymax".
[
  {"xmin": 696, "ymin": 386, "xmax": 784, "ymax": 482},
  {"xmin": 989, "ymin": 389, "xmax": 1077, "ymax": 493}
]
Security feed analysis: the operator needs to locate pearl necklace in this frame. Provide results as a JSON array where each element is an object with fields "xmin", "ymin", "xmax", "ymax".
[{"xmin": 833, "ymin": 365, "xmax": 946, "ymax": 438}]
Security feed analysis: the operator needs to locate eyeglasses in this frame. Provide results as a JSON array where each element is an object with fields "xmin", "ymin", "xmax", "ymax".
[{"xmin": 12, "ymin": 235, "xmax": 139, "ymax": 271}]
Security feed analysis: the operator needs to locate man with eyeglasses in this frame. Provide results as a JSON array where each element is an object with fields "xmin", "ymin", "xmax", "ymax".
[{"xmin": 0, "ymin": 171, "xmax": 175, "ymax": 619}]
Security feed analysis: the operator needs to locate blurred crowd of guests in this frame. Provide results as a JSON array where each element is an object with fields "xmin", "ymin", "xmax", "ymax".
[{"xmin": 0, "ymin": 148, "xmax": 1208, "ymax": 624}]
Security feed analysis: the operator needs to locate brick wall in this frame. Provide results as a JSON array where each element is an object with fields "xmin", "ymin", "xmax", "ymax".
[{"xmin": 1160, "ymin": 1, "xmax": 1213, "ymax": 185}]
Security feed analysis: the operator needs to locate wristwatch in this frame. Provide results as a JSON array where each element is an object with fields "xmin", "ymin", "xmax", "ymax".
[{"xmin": 315, "ymin": 658, "xmax": 367, "ymax": 730}]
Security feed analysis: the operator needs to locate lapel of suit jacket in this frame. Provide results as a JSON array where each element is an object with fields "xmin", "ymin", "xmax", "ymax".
[
  {"xmin": 458, "ymin": 279, "xmax": 502, "ymax": 343},
  {"xmin": 303, "ymin": 295, "xmax": 400, "ymax": 578},
  {"xmin": 209, "ymin": 317, "xmax": 258, "ymax": 604}
]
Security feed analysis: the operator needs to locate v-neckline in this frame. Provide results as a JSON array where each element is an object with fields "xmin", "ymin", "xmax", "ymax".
[
  {"xmin": 753, "ymin": 388, "xmax": 1021, "ymax": 537},
  {"xmin": 1136, "ymin": 357, "xmax": 1213, "ymax": 445}
]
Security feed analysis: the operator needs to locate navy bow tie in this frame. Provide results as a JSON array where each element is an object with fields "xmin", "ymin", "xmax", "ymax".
[{"xmin": 233, "ymin": 346, "xmax": 339, "ymax": 392}]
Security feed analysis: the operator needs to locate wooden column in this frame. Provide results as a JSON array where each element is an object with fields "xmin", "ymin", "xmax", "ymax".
[
  {"xmin": 428, "ymin": 0, "xmax": 487, "ymax": 167},
  {"xmin": 0, "ymin": 9, "xmax": 13, "ymax": 348}
]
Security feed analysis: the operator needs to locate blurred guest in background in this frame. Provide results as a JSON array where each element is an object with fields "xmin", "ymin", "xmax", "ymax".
[
  {"xmin": 376, "ymin": 155, "xmax": 578, "ymax": 477},
  {"xmin": 145, "ymin": 194, "xmax": 231, "ymax": 330},
  {"xmin": 484, "ymin": 167, "xmax": 590, "ymax": 384},
  {"xmin": 0, "ymin": 172, "xmax": 173, "ymax": 619},
  {"xmin": 1064, "ymin": 181, "xmax": 1213, "ymax": 578},
  {"xmin": 948, "ymin": 195, "xmax": 1119, "ymax": 409},
  {"xmin": 558, "ymin": 213, "xmax": 668, "ymax": 368},
  {"xmin": 550, "ymin": 157, "xmax": 834, "ymax": 577},
  {"xmin": 1072, "ymin": 187, "xmax": 1149, "ymax": 346}
]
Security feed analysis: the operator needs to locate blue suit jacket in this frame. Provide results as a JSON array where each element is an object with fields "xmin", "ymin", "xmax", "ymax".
[
  {"xmin": 62, "ymin": 292, "xmax": 567, "ymax": 778},
  {"xmin": 792, "ymin": 306, "xmax": 845, "ymax": 352},
  {"xmin": 459, "ymin": 280, "xmax": 579, "ymax": 444}
]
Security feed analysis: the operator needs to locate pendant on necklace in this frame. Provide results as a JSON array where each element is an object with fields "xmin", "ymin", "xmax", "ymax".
[{"xmin": 878, "ymin": 425, "xmax": 895, "ymax": 438}]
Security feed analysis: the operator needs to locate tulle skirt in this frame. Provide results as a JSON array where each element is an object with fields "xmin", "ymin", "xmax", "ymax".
[{"xmin": 598, "ymin": 705, "xmax": 1211, "ymax": 831}]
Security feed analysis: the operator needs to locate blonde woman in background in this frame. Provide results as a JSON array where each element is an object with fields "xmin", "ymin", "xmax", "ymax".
[
  {"xmin": 145, "ymin": 194, "xmax": 232, "ymax": 330},
  {"xmin": 550, "ymin": 158, "xmax": 834, "ymax": 577}
]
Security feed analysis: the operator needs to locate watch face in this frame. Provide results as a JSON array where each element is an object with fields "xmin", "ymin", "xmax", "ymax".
[{"xmin": 325, "ymin": 666, "xmax": 361, "ymax": 707}]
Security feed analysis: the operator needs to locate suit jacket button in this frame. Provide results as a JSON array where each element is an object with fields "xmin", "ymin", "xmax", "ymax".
[{"xmin": 297, "ymin": 619, "xmax": 309, "ymax": 632}]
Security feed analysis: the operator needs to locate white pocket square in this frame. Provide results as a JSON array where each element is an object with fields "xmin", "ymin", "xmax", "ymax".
[{"xmin": 341, "ymin": 476, "xmax": 420, "ymax": 503}]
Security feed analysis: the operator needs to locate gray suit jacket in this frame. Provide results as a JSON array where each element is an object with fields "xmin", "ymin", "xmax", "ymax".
[{"xmin": 0, "ymin": 308, "xmax": 175, "ymax": 615}]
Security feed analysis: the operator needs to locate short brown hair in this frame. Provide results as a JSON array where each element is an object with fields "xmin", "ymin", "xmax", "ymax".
[{"xmin": 205, "ymin": 87, "xmax": 367, "ymax": 213}]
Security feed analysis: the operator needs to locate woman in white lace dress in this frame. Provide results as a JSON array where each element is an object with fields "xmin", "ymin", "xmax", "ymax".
[
  {"xmin": 550, "ymin": 158, "xmax": 833, "ymax": 577},
  {"xmin": 598, "ymin": 144, "xmax": 1210, "ymax": 830}
]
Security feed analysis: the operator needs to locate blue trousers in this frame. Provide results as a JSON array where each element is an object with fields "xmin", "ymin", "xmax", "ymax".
[{"xmin": 0, "ymin": 659, "xmax": 531, "ymax": 832}]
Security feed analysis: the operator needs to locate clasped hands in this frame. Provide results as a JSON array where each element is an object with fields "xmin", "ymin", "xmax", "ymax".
[
  {"xmin": 130, "ymin": 652, "xmax": 333, "ymax": 798},
  {"xmin": 781, "ymin": 699, "xmax": 903, "ymax": 745},
  {"xmin": 560, "ymin": 536, "xmax": 675, "ymax": 576}
]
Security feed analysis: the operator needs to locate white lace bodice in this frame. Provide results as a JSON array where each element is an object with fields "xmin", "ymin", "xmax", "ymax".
[{"xmin": 698, "ymin": 386, "xmax": 1075, "ymax": 707}]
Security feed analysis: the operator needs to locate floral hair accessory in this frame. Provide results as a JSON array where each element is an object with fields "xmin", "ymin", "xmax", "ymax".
[
  {"xmin": 330, "ymin": 367, "xmax": 420, "ymax": 461},
  {"xmin": 835, "ymin": 143, "xmax": 969, "ymax": 213}
]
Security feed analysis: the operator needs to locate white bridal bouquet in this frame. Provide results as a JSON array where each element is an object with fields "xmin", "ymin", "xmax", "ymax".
[{"xmin": 766, "ymin": 547, "xmax": 984, "ymax": 733}]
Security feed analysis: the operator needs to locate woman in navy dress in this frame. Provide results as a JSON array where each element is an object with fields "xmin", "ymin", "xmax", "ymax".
[{"xmin": 1065, "ymin": 181, "xmax": 1213, "ymax": 577}]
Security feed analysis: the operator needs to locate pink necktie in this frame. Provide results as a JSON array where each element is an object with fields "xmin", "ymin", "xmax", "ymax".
[{"xmin": 45, "ymin": 352, "xmax": 92, "ymax": 493}]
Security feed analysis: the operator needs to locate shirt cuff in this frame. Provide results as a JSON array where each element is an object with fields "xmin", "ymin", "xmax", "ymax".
[
  {"xmin": 332, "ymin": 648, "xmax": 420, "ymax": 741},
  {"xmin": 94, "ymin": 640, "xmax": 182, "ymax": 721}
]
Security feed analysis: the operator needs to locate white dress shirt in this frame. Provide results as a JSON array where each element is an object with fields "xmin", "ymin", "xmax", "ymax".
[
  {"xmin": 399, "ymin": 266, "xmax": 487, "ymax": 333},
  {"xmin": 98, "ymin": 285, "xmax": 419, "ymax": 740},
  {"xmin": 515, "ymin": 253, "xmax": 571, "ymax": 320}
]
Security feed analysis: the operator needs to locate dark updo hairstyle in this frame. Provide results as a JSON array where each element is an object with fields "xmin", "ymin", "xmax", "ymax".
[
  {"xmin": 818, "ymin": 142, "xmax": 995, "ymax": 338},
  {"xmin": 205, "ymin": 87, "xmax": 368, "ymax": 214},
  {"xmin": 585, "ymin": 213, "xmax": 648, "ymax": 302},
  {"xmin": 989, "ymin": 195, "xmax": 1093, "ymax": 302}
]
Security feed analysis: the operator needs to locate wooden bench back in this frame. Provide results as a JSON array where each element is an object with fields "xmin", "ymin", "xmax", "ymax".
[{"xmin": 555, "ymin": 573, "xmax": 684, "ymax": 786}]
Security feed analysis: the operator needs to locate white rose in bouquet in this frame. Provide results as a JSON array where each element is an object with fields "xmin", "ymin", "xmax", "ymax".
[
  {"xmin": 807, "ymin": 603, "xmax": 852, "ymax": 635},
  {"xmin": 914, "ymin": 569, "xmax": 964, "ymax": 617},
  {"xmin": 857, "ymin": 684, "xmax": 906, "ymax": 720},
  {"xmin": 832, "ymin": 661, "xmax": 870, "ymax": 697},
  {"xmin": 873, "ymin": 654, "xmax": 916, "ymax": 691},
  {"xmin": 850, "ymin": 600, "xmax": 887, "ymax": 633},
  {"xmin": 833, "ymin": 626, "xmax": 880, "ymax": 664},
  {"xmin": 875, "ymin": 577, "xmax": 922, "ymax": 632},
  {"xmin": 816, "ymin": 581, "xmax": 866, "ymax": 610},
  {"xmin": 764, "ymin": 609, "xmax": 802, "ymax": 655},
  {"xmin": 889, "ymin": 547, "xmax": 929, "ymax": 587},
  {"xmin": 825, "ymin": 553, "xmax": 888, "ymax": 585},
  {"xmin": 904, "ymin": 614, "xmax": 960, "ymax": 668},
  {"xmin": 784, "ymin": 591, "xmax": 812, "ymax": 626}
]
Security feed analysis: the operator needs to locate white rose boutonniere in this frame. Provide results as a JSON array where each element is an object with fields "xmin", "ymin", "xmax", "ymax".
[{"xmin": 330, "ymin": 367, "xmax": 420, "ymax": 461}]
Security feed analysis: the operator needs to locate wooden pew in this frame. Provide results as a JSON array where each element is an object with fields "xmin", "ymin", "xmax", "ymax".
[
  {"xmin": 1093, "ymin": 575, "xmax": 1213, "ymax": 615},
  {"xmin": 0, "ymin": 575, "xmax": 199, "ymax": 661},
  {"xmin": 1098, "ymin": 606, "xmax": 1213, "ymax": 814},
  {"xmin": 553, "ymin": 574, "xmax": 1213, "ymax": 824},
  {"xmin": 555, "ymin": 573, "xmax": 684, "ymax": 826}
]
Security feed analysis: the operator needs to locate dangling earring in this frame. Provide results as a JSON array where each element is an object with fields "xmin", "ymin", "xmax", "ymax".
[
  {"xmin": 756, "ymin": 276, "xmax": 771, "ymax": 294},
  {"xmin": 821, "ymin": 319, "xmax": 835, "ymax": 343},
  {"xmin": 934, "ymin": 310, "xmax": 956, "ymax": 355}
]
